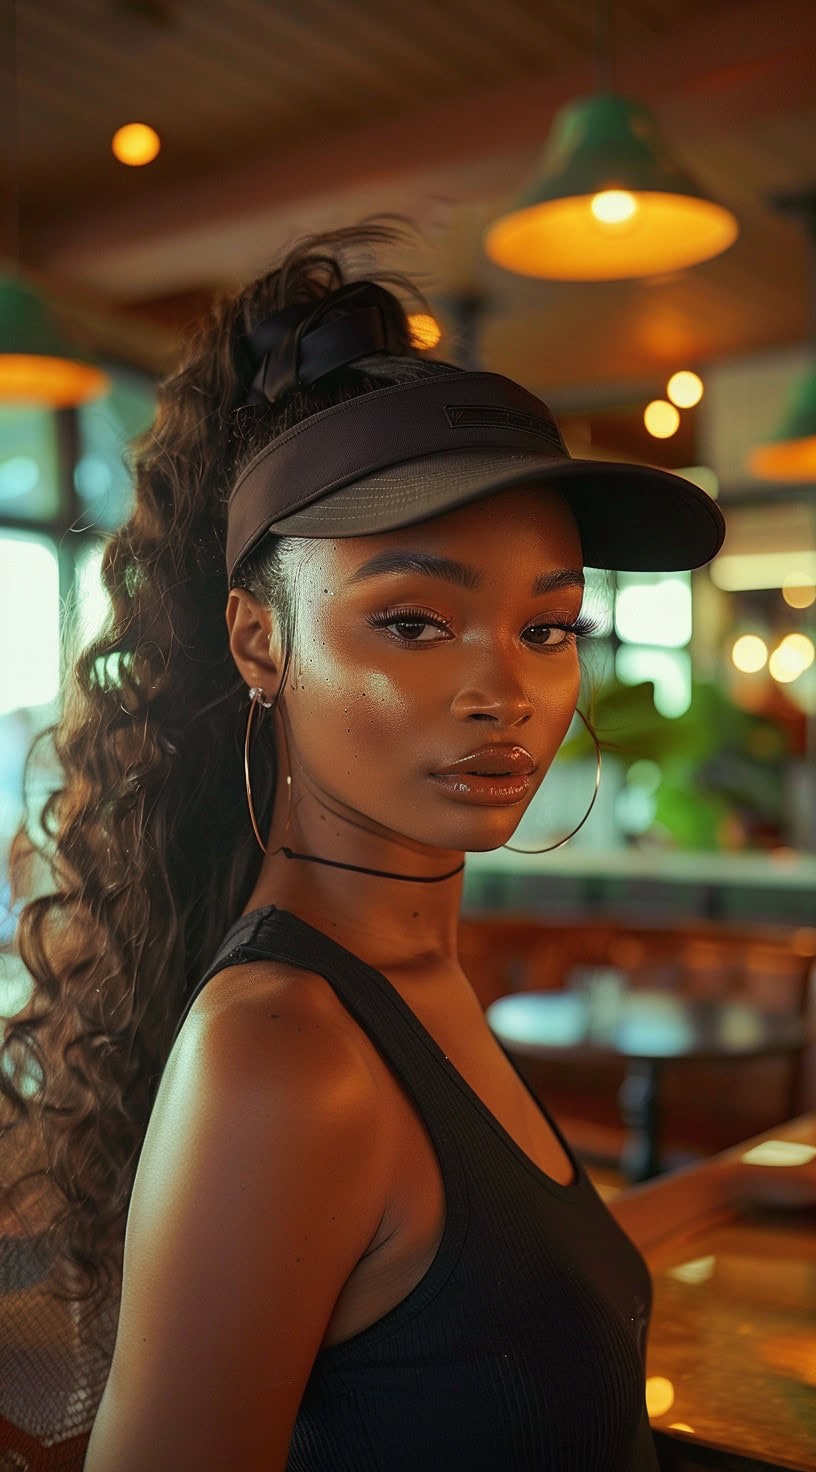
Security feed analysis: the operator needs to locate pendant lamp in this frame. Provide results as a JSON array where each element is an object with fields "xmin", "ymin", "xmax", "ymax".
[
  {"xmin": 483, "ymin": 1, "xmax": 738, "ymax": 281},
  {"xmin": 747, "ymin": 193, "xmax": 816, "ymax": 482},
  {"xmin": 0, "ymin": 275, "xmax": 110, "ymax": 407},
  {"xmin": 1, "ymin": 0, "xmax": 109, "ymax": 406},
  {"xmin": 484, "ymin": 93, "xmax": 739, "ymax": 281},
  {"xmin": 748, "ymin": 368, "xmax": 816, "ymax": 482}
]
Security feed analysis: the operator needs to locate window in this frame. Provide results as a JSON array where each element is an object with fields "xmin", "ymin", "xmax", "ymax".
[{"xmin": 0, "ymin": 366, "xmax": 155, "ymax": 1016}]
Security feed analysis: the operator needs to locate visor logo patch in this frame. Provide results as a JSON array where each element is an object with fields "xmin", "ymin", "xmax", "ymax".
[{"xmin": 444, "ymin": 404, "xmax": 565, "ymax": 450}]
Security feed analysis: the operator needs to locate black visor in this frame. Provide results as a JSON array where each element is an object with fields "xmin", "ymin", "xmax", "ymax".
[{"xmin": 226, "ymin": 369, "xmax": 725, "ymax": 578}]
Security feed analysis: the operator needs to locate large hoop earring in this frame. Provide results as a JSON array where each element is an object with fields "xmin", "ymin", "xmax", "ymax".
[
  {"xmin": 502, "ymin": 707, "xmax": 602, "ymax": 855},
  {"xmin": 244, "ymin": 686, "xmax": 292, "ymax": 855}
]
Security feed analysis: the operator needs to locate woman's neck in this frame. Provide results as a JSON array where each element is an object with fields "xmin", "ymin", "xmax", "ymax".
[
  {"xmin": 242, "ymin": 763, "xmax": 471, "ymax": 974},
  {"xmin": 244, "ymin": 853, "xmax": 465, "ymax": 980},
  {"xmin": 249, "ymin": 868, "xmax": 465, "ymax": 972}
]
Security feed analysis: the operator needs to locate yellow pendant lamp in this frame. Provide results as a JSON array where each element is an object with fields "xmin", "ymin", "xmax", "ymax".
[
  {"xmin": 2, "ymin": 0, "xmax": 109, "ymax": 407},
  {"xmin": 747, "ymin": 193, "xmax": 816, "ymax": 481},
  {"xmin": 748, "ymin": 369, "xmax": 816, "ymax": 481},
  {"xmin": 484, "ymin": 91, "xmax": 739, "ymax": 282},
  {"xmin": 0, "ymin": 275, "xmax": 110, "ymax": 407}
]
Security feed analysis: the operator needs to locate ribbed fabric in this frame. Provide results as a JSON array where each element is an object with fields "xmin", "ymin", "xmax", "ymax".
[{"xmin": 173, "ymin": 906, "xmax": 661, "ymax": 1471}]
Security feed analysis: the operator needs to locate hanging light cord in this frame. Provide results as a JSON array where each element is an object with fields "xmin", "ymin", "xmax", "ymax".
[
  {"xmin": 5, "ymin": 0, "xmax": 21, "ymax": 268},
  {"xmin": 594, "ymin": 0, "xmax": 614, "ymax": 95},
  {"xmin": 774, "ymin": 191, "xmax": 816, "ymax": 349}
]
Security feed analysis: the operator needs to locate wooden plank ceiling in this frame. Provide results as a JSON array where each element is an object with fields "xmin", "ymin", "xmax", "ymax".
[
  {"xmin": 15, "ymin": 0, "xmax": 722, "ymax": 214},
  {"xmin": 6, "ymin": 0, "xmax": 816, "ymax": 401}
]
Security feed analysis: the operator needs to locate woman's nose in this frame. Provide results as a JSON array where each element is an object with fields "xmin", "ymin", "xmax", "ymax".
[{"xmin": 449, "ymin": 669, "xmax": 535, "ymax": 726}]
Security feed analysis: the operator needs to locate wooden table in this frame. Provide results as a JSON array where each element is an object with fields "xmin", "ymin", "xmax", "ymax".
[
  {"xmin": 610, "ymin": 1113, "xmax": 816, "ymax": 1470},
  {"xmin": 486, "ymin": 987, "xmax": 812, "ymax": 1183}
]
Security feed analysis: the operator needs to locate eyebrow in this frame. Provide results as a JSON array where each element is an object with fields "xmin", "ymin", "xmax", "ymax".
[{"xmin": 347, "ymin": 550, "xmax": 585, "ymax": 597}]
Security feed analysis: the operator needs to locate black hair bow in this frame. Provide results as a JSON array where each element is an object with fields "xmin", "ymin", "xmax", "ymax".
[{"xmin": 236, "ymin": 280, "xmax": 407, "ymax": 405}]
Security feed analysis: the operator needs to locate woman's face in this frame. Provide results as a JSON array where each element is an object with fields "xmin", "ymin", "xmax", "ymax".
[{"xmin": 276, "ymin": 482, "xmax": 586, "ymax": 856}]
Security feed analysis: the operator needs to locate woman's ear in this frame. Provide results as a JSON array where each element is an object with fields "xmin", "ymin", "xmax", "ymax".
[{"xmin": 225, "ymin": 589, "xmax": 286, "ymax": 699}]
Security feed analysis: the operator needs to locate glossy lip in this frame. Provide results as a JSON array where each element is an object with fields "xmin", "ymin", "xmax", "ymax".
[
  {"xmin": 432, "ymin": 743, "xmax": 536, "ymax": 778},
  {"xmin": 429, "ymin": 771, "xmax": 533, "ymax": 806}
]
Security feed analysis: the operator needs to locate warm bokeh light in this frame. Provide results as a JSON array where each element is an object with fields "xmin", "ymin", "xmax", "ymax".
[
  {"xmin": 645, "ymin": 1376, "xmax": 675, "ymax": 1418},
  {"xmin": 644, "ymin": 399, "xmax": 680, "ymax": 438},
  {"xmin": 408, "ymin": 313, "xmax": 442, "ymax": 350},
  {"xmin": 0, "ymin": 354, "xmax": 109, "ymax": 408},
  {"xmin": 667, "ymin": 370, "xmax": 703, "ymax": 408},
  {"xmin": 782, "ymin": 576, "xmax": 816, "ymax": 609},
  {"xmin": 731, "ymin": 634, "xmax": 768, "ymax": 673},
  {"xmin": 590, "ymin": 189, "xmax": 637, "ymax": 224},
  {"xmin": 112, "ymin": 123, "xmax": 161, "ymax": 166},
  {"xmin": 769, "ymin": 633, "xmax": 815, "ymax": 683}
]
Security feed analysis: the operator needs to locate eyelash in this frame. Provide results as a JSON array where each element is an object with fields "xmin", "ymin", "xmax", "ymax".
[{"xmin": 365, "ymin": 606, "xmax": 602, "ymax": 650}]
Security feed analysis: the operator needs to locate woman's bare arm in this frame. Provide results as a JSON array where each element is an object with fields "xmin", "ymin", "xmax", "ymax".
[{"xmin": 84, "ymin": 968, "xmax": 389, "ymax": 1472}]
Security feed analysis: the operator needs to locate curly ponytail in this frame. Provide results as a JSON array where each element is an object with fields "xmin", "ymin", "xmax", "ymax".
[{"xmin": 1, "ymin": 217, "xmax": 466, "ymax": 1320}]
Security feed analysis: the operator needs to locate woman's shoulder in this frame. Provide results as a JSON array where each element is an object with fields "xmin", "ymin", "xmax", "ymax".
[
  {"xmin": 172, "ymin": 953, "xmax": 384, "ymax": 1119},
  {"xmin": 144, "ymin": 953, "xmax": 392, "ymax": 1265},
  {"xmin": 186, "ymin": 952, "xmax": 329, "ymax": 1024},
  {"xmin": 184, "ymin": 953, "xmax": 361, "ymax": 1055}
]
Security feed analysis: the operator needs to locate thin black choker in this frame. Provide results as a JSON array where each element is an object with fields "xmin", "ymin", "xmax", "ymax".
[{"xmin": 280, "ymin": 845, "xmax": 465, "ymax": 882}]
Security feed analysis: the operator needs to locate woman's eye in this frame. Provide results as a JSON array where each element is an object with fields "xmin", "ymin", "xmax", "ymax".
[
  {"xmin": 382, "ymin": 615, "xmax": 448, "ymax": 642},
  {"xmin": 524, "ymin": 623, "xmax": 570, "ymax": 647},
  {"xmin": 363, "ymin": 607, "xmax": 452, "ymax": 643}
]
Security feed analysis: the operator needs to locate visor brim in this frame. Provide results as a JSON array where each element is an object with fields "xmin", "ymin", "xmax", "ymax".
[{"xmin": 266, "ymin": 447, "xmax": 724, "ymax": 572}]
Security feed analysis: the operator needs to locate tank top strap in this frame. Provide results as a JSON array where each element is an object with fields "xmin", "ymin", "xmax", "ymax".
[{"xmin": 169, "ymin": 905, "xmax": 275, "ymax": 1052}]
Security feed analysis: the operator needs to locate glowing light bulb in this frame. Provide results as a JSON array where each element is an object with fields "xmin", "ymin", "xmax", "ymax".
[
  {"xmin": 731, "ymin": 634, "xmax": 768, "ymax": 673},
  {"xmin": 112, "ymin": 123, "xmax": 161, "ymax": 166},
  {"xmin": 644, "ymin": 400, "xmax": 680, "ymax": 438},
  {"xmin": 590, "ymin": 190, "xmax": 637, "ymax": 224},
  {"xmin": 667, "ymin": 370, "xmax": 703, "ymax": 408},
  {"xmin": 782, "ymin": 577, "xmax": 816, "ymax": 609},
  {"xmin": 769, "ymin": 633, "xmax": 815, "ymax": 683},
  {"xmin": 645, "ymin": 1376, "xmax": 675, "ymax": 1418},
  {"xmin": 408, "ymin": 313, "xmax": 442, "ymax": 350}
]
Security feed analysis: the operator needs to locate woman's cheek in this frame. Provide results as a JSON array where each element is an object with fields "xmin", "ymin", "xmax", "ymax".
[
  {"xmin": 356, "ymin": 665, "xmax": 426, "ymax": 734},
  {"xmin": 287, "ymin": 656, "xmax": 410, "ymax": 778}
]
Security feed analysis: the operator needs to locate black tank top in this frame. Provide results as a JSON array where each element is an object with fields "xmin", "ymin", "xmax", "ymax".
[{"xmin": 171, "ymin": 905, "xmax": 661, "ymax": 1471}]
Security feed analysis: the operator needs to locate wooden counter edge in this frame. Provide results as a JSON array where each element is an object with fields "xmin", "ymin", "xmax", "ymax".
[{"xmin": 606, "ymin": 1113, "xmax": 816, "ymax": 1252}]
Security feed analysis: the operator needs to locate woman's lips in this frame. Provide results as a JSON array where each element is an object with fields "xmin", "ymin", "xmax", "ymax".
[
  {"xmin": 429, "ymin": 772, "xmax": 533, "ymax": 805},
  {"xmin": 432, "ymin": 744, "xmax": 535, "ymax": 779}
]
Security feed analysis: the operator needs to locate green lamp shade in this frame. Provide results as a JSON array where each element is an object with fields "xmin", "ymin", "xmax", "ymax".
[
  {"xmin": 0, "ymin": 276, "xmax": 110, "ymax": 407},
  {"xmin": 748, "ymin": 367, "xmax": 816, "ymax": 481},
  {"xmin": 484, "ymin": 93, "xmax": 739, "ymax": 281}
]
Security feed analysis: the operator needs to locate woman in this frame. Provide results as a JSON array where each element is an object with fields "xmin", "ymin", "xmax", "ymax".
[{"xmin": 3, "ymin": 222, "xmax": 724, "ymax": 1471}]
